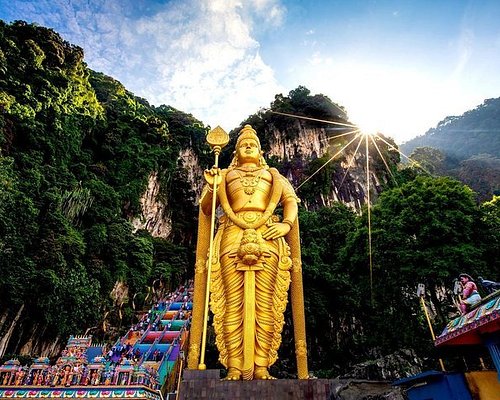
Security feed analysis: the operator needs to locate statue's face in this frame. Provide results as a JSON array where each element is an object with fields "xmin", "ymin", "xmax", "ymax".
[{"xmin": 237, "ymin": 138, "xmax": 260, "ymax": 164}]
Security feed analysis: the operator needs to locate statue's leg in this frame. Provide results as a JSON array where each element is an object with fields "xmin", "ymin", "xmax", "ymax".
[
  {"xmin": 221, "ymin": 253, "xmax": 244, "ymax": 378},
  {"xmin": 254, "ymin": 253, "xmax": 279, "ymax": 379}
]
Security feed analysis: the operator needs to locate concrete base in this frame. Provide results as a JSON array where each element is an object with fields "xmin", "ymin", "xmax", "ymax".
[{"xmin": 179, "ymin": 369, "xmax": 403, "ymax": 400}]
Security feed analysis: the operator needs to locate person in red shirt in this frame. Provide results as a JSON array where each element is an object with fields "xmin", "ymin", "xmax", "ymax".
[{"xmin": 459, "ymin": 273, "xmax": 482, "ymax": 315}]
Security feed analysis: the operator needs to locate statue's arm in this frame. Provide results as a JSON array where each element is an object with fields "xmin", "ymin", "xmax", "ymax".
[
  {"xmin": 199, "ymin": 168, "xmax": 224, "ymax": 215},
  {"xmin": 282, "ymin": 197, "xmax": 298, "ymax": 226},
  {"xmin": 262, "ymin": 173, "xmax": 299, "ymax": 240},
  {"xmin": 280, "ymin": 174, "xmax": 300, "ymax": 226},
  {"xmin": 199, "ymin": 184, "xmax": 214, "ymax": 215}
]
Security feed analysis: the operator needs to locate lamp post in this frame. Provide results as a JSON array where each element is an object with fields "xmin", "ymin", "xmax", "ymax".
[{"xmin": 417, "ymin": 283, "xmax": 446, "ymax": 372}]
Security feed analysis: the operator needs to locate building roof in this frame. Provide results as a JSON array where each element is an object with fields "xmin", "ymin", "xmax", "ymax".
[{"xmin": 435, "ymin": 293, "xmax": 500, "ymax": 346}]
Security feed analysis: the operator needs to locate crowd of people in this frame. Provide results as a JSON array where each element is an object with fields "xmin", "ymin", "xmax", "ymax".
[{"xmin": 132, "ymin": 284, "xmax": 193, "ymax": 334}]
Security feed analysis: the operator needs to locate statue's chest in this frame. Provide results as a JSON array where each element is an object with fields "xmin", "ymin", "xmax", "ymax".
[{"xmin": 226, "ymin": 170, "xmax": 272, "ymax": 197}]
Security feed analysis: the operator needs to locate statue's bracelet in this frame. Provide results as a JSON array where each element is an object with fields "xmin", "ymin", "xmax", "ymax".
[{"xmin": 282, "ymin": 219, "xmax": 294, "ymax": 228}]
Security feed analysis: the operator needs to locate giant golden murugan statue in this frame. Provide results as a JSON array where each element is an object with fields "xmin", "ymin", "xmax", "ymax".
[{"xmin": 188, "ymin": 125, "xmax": 308, "ymax": 380}]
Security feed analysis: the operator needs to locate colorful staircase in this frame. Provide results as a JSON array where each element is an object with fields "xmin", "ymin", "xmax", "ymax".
[{"xmin": 0, "ymin": 283, "xmax": 193, "ymax": 399}]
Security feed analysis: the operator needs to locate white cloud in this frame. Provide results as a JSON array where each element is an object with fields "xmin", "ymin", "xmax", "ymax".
[
  {"xmin": 2, "ymin": 0, "xmax": 286, "ymax": 131},
  {"xmin": 125, "ymin": 0, "xmax": 285, "ymax": 130},
  {"xmin": 309, "ymin": 51, "xmax": 333, "ymax": 66},
  {"xmin": 250, "ymin": 0, "xmax": 286, "ymax": 26},
  {"xmin": 452, "ymin": 27, "xmax": 474, "ymax": 79}
]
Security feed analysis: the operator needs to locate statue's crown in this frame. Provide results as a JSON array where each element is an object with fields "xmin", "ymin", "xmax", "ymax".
[{"xmin": 237, "ymin": 125, "xmax": 260, "ymax": 149}]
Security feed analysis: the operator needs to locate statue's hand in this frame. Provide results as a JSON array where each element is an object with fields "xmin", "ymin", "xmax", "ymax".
[
  {"xmin": 203, "ymin": 166, "xmax": 222, "ymax": 188},
  {"xmin": 262, "ymin": 223, "xmax": 291, "ymax": 240}
]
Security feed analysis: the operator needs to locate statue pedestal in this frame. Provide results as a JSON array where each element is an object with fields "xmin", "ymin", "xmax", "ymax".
[
  {"xmin": 179, "ymin": 369, "xmax": 327, "ymax": 399},
  {"xmin": 179, "ymin": 369, "xmax": 402, "ymax": 399}
]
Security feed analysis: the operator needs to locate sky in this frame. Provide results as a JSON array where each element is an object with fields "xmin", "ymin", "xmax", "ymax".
[{"xmin": 1, "ymin": 0, "xmax": 500, "ymax": 144}]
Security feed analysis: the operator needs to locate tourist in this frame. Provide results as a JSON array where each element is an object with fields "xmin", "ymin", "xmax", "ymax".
[{"xmin": 459, "ymin": 273, "xmax": 482, "ymax": 315}]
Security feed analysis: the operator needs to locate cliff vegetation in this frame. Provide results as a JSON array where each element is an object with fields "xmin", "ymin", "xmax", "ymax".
[{"xmin": 1, "ymin": 21, "xmax": 499, "ymax": 379}]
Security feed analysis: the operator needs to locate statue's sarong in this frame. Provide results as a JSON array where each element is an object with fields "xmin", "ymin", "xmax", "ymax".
[{"xmin": 210, "ymin": 212, "xmax": 292, "ymax": 379}]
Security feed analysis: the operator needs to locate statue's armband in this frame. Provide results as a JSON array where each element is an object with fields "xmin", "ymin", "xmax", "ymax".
[{"xmin": 279, "ymin": 174, "xmax": 300, "ymax": 204}]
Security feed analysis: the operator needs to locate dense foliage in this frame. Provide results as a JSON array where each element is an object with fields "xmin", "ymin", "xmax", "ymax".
[
  {"xmin": 287, "ymin": 173, "xmax": 498, "ymax": 376},
  {"xmin": 1, "ymin": 21, "xmax": 498, "ymax": 378},
  {"xmin": 0, "ymin": 21, "xmax": 208, "ymax": 348}
]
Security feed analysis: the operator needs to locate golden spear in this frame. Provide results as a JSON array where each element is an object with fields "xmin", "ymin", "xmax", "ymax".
[{"xmin": 198, "ymin": 126, "xmax": 229, "ymax": 370}]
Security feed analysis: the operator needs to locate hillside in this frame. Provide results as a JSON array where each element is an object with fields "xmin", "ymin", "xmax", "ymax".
[
  {"xmin": 0, "ymin": 20, "xmax": 208, "ymax": 356},
  {"xmin": 227, "ymin": 86, "xmax": 400, "ymax": 211},
  {"xmin": 401, "ymin": 98, "xmax": 500, "ymax": 159},
  {"xmin": 0, "ymin": 20, "xmax": 396, "ymax": 362},
  {"xmin": 1, "ymin": 20, "xmax": 498, "ymax": 380},
  {"xmin": 400, "ymin": 98, "xmax": 500, "ymax": 200}
]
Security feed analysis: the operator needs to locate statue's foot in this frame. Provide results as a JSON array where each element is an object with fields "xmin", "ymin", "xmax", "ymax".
[
  {"xmin": 254, "ymin": 367, "xmax": 276, "ymax": 380},
  {"xmin": 223, "ymin": 368, "xmax": 242, "ymax": 381}
]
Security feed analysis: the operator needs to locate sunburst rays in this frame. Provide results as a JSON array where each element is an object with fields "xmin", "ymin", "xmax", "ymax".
[
  {"xmin": 296, "ymin": 131, "xmax": 361, "ymax": 191},
  {"xmin": 267, "ymin": 110, "xmax": 423, "ymax": 302}
]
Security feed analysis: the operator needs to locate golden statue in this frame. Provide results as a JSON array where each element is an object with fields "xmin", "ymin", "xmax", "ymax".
[{"xmin": 188, "ymin": 125, "xmax": 308, "ymax": 380}]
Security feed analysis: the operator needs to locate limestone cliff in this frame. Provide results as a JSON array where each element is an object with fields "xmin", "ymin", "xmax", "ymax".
[
  {"xmin": 132, "ymin": 147, "xmax": 203, "ymax": 239},
  {"xmin": 134, "ymin": 110, "xmax": 397, "ymax": 236},
  {"xmin": 178, "ymin": 147, "xmax": 204, "ymax": 199},
  {"xmin": 253, "ymin": 120, "xmax": 396, "ymax": 212},
  {"xmin": 267, "ymin": 121, "xmax": 328, "ymax": 161},
  {"xmin": 132, "ymin": 172, "xmax": 172, "ymax": 238}
]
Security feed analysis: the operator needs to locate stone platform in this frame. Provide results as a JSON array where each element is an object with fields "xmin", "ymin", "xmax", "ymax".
[{"xmin": 179, "ymin": 370, "xmax": 403, "ymax": 400}]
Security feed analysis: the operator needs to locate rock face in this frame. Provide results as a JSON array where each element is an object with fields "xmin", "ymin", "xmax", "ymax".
[
  {"xmin": 19, "ymin": 331, "xmax": 62, "ymax": 358},
  {"xmin": 340, "ymin": 349, "xmax": 424, "ymax": 381},
  {"xmin": 132, "ymin": 148, "xmax": 204, "ymax": 239},
  {"xmin": 134, "ymin": 120, "xmax": 394, "ymax": 233},
  {"xmin": 132, "ymin": 172, "xmax": 172, "ymax": 238},
  {"xmin": 110, "ymin": 281, "xmax": 129, "ymax": 308},
  {"xmin": 178, "ymin": 147, "xmax": 204, "ymax": 198},
  {"xmin": 267, "ymin": 121, "xmax": 329, "ymax": 161},
  {"xmin": 263, "ymin": 121, "xmax": 392, "ymax": 212}
]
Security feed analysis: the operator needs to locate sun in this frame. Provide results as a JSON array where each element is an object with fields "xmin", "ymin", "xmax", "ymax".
[
  {"xmin": 353, "ymin": 117, "xmax": 381, "ymax": 139},
  {"xmin": 360, "ymin": 129, "xmax": 377, "ymax": 138}
]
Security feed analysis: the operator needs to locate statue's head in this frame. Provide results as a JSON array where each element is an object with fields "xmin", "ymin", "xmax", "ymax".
[
  {"xmin": 230, "ymin": 125, "xmax": 268, "ymax": 169},
  {"xmin": 236, "ymin": 125, "xmax": 261, "ymax": 151}
]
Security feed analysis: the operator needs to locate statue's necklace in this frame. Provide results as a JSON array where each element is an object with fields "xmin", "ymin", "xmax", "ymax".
[{"xmin": 236, "ymin": 168, "xmax": 263, "ymax": 195}]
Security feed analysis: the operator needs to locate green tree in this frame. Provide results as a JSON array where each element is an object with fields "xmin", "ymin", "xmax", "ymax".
[
  {"xmin": 286, "ymin": 204, "xmax": 358, "ymax": 376},
  {"xmin": 0, "ymin": 21, "xmax": 203, "ymax": 353},
  {"xmin": 343, "ymin": 175, "xmax": 491, "ymax": 364},
  {"xmin": 477, "ymin": 195, "xmax": 500, "ymax": 279},
  {"xmin": 410, "ymin": 146, "xmax": 447, "ymax": 174}
]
